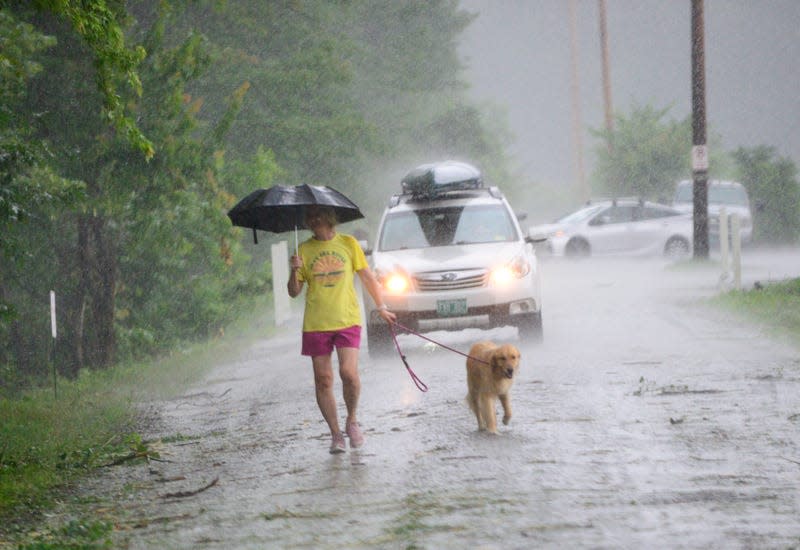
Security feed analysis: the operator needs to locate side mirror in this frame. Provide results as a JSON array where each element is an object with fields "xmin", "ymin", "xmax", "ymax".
[
  {"xmin": 525, "ymin": 236, "xmax": 548, "ymax": 245},
  {"xmin": 526, "ymin": 228, "xmax": 548, "ymax": 243}
]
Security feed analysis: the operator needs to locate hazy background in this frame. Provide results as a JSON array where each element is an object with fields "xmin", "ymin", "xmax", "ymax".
[{"xmin": 458, "ymin": 0, "xmax": 800, "ymax": 200}]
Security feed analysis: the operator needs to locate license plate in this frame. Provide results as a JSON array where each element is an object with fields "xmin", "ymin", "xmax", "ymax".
[{"xmin": 436, "ymin": 299, "xmax": 467, "ymax": 317}]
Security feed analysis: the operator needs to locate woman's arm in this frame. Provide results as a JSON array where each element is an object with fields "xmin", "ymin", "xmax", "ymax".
[
  {"xmin": 358, "ymin": 267, "xmax": 396, "ymax": 323},
  {"xmin": 287, "ymin": 255, "xmax": 304, "ymax": 297}
]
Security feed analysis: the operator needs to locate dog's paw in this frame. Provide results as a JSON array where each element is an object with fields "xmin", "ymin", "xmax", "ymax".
[{"xmin": 502, "ymin": 414, "xmax": 511, "ymax": 425}]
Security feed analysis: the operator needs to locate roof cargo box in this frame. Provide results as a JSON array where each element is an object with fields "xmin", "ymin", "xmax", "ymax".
[{"xmin": 401, "ymin": 160, "xmax": 483, "ymax": 196}]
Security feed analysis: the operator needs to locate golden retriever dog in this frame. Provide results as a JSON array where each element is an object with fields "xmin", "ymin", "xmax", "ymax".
[{"xmin": 465, "ymin": 341, "xmax": 521, "ymax": 434}]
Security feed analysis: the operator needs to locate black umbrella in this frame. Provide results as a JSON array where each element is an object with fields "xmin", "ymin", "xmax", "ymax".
[{"xmin": 227, "ymin": 184, "xmax": 364, "ymax": 246}]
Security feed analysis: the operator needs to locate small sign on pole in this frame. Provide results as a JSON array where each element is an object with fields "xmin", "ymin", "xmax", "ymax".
[
  {"xmin": 50, "ymin": 290, "xmax": 57, "ymax": 399},
  {"xmin": 691, "ymin": 145, "xmax": 709, "ymax": 172}
]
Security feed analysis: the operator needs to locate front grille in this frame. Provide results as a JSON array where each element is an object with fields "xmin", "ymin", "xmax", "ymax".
[{"xmin": 414, "ymin": 269, "xmax": 488, "ymax": 292}]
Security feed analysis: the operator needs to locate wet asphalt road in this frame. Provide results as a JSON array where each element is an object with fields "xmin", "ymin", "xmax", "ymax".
[{"xmin": 68, "ymin": 248, "xmax": 800, "ymax": 549}]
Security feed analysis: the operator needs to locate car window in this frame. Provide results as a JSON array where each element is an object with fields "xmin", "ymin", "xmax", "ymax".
[
  {"xmin": 590, "ymin": 205, "xmax": 635, "ymax": 225},
  {"xmin": 379, "ymin": 211, "xmax": 428, "ymax": 250},
  {"xmin": 709, "ymin": 186, "xmax": 749, "ymax": 206},
  {"xmin": 379, "ymin": 204, "xmax": 516, "ymax": 250},
  {"xmin": 675, "ymin": 183, "xmax": 749, "ymax": 207},
  {"xmin": 556, "ymin": 205, "xmax": 604, "ymax": 224},
  {"xmin": 674, "ymin": 184, "xmax": 692, "ymax": 203},
  {"xmin": 453, "ymin": 205, "xmax": 516, "ymax": 244},
  {"xmin": 641, "ymin": 205, "xmax": 680, "ymax": 219}
]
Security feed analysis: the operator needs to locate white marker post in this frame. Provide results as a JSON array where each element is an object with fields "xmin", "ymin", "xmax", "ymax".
[
  {"xmin": 731, "ymin": 214, "xmax": 742, "ymax": 290},
  {"xmin": 50, "ymin": 290, "xmax": 57, "ymax": 398},
  {"xmin": 719, "ymin": 207, "xmax": 729, "ymax": 281},
  {"xmin": 271, "ymin": 240, "xmax": 291, "ymax": 326}
]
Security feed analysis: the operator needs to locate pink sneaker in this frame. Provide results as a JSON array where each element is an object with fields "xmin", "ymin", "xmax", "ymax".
[
  {"xmin": 329, "ymin": 432, "xmax": 346, "ymax": 454},
  {"xmin": 346, "ymin": 421, "xmax": 364, "ymax": 448}
]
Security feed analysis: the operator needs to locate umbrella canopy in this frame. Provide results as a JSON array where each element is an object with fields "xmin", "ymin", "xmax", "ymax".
[{"xmin": 227, "ymin": 184, "xmax": 364, "ymax": 244}]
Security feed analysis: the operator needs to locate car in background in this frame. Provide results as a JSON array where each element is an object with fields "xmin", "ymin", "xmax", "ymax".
[
  {"xmin": 363, "ymin": 161, "xmax": 543, "ymax": 356},
  {"xmin": 530, "ymin": 198, "xmax": 693, "ymax": 259},
  {"xmin": 672, "ymin": 179, "xmax": 753, "ymax": 244}
]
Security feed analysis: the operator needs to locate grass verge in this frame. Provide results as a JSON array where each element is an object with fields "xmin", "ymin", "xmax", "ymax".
[
  {"xmin": 708, "ymin": 277, "xmax": 800, "ymax": 345},
  {"xmin": 0, "ymin": 294, "xmax": 278, "ymax": 545}
]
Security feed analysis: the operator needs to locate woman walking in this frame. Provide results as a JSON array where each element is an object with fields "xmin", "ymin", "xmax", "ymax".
[{"xmin": 288, "ymin": 205, "xmax": 395, "ymax": 453}]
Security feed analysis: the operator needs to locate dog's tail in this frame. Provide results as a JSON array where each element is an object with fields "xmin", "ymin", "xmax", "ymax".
[{"xmin": 465, "ymin": 394, "xmax": 476, "ymax": 414}]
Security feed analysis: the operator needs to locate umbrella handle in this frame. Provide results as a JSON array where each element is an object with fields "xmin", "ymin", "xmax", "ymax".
[
  {"xmin": 253, "ymin": 227, "xmax": 258, "ymax": 244},
  {"xmin": 295, "ymin": 226, "xmax": 298, "ymax": 254}
]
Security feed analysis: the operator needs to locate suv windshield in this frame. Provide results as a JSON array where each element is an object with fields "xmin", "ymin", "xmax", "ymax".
[{"xmin": 379, "ymin": 203, "xmax": 517, "ymax": 251}]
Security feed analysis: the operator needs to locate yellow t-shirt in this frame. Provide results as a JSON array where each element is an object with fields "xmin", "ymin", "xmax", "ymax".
[{"xmin": 296, "ymin": 233, "xmax": 367, "ymax": 332}]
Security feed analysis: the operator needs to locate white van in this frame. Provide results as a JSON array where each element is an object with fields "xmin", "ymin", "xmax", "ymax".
[{"xmin": 672, "ymin": 180, "xmax": 753, "ymax": 244}]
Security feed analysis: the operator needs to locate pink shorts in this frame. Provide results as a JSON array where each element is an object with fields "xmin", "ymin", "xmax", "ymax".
[{"xmin": 301, "ymin": 325, "xmax": 362, "ymax": 356}]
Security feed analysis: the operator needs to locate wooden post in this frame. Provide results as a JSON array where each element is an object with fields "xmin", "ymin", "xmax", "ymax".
[{"xmin": 691, "ymin": 0, "xmax": 709, "ymax": 258}]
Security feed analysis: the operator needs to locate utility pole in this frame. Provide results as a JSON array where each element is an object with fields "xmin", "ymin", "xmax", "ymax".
[
  {"xmin": 598, "ymin": 0, "xmax": 614, "ymax": 152},
  {"xmin": 568, "ymin": 0, "xmax": 588, "ymax": 201},
  {"xmin": 691, "ymin": 0, "xmax": 709, "ymax": 258}
]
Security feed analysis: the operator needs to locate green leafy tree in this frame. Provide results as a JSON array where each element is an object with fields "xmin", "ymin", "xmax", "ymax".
[
  {"xmin": 163, "ymin": 0, "xmax": 508, "ymax": 216},
  {"xmin": 1, "ymin": 0, "xmax": 511, "ymax": 383},
  {"xmin": 733, "ymin": 146, "xmax": 800, "ymax": 244},
  {"xmin": 0, "ymin": 9, "xmax": 86, "ymax": 373},
  {"xmin": 24, "ymin": 0, "xmax": 153, "ymax": 158},
  {"xmin": 591, "ymin": 104, "xmax": 692, "ymax": 200},
  {"xmin": 590, "ymin": 104, "xmax": 733, "ymax": 202},
  {"xmin": 1, "ymin": 2, "xmax": 259, "ymax": 376},
  {"xmin": 56, "ymin": 7, "xmax": 265, "ymax": 370}
]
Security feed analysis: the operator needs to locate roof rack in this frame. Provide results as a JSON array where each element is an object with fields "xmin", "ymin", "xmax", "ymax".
[
  {"xmin": 400, "ymin": 160, "xmax": 483, "ymax": 198},
  {"xmin": 586, "ymin": 196, "xmax": 645, "ymax": 206},
  {"xmin": 388, "ymin": 185, "xmax": 500, "ymax": 207}
]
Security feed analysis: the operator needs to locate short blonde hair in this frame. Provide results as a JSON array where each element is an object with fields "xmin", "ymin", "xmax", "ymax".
[{"xmin": 304, "ymin": 205, "xmax": 338, "ymax": 227}]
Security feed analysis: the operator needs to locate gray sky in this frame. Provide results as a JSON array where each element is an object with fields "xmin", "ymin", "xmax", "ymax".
[{"xmin": 458, "ymin": 0, "xmax": 800, "ymax": 189}]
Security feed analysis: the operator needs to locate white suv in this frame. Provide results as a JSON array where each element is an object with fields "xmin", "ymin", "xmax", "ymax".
[
  {"xmin": 672, "ymin": 180, "xmax": 754, "ymax": 244},
  {"xmin": 363, "ymin": 161, "xmax": 543, "ymax": 356}
]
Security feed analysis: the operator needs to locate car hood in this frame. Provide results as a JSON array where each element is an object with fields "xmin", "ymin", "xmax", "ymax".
[
  {"xmin": 528, "ymin": 223, "xmax": 565, "ymax": 239},
  {"xmin": 372, "ymin": 241, "xmax": 528, "ymax": 273}
]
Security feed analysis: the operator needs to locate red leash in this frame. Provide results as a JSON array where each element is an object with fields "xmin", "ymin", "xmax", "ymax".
[
  {"xmin": 387, "ymin": 321, "xmax": 491, "ymax": 392},
  {"xmin": 388, "ymin": 322, "xmax": 428, "ymax": 392}
]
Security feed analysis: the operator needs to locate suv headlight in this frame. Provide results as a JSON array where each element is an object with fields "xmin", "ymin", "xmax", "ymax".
[
  {"xmin": 489, "ymin": 255, "xmax": 530, "ymax": 286},
  {"xmin": 376, "ymin": 268, "xmax": 412, "ymax": 294}
]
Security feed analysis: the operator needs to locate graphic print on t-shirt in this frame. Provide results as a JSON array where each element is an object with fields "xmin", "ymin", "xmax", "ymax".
[{"xmin": 311, "ymin": 250, "xmax": 346, "ymax": 287}]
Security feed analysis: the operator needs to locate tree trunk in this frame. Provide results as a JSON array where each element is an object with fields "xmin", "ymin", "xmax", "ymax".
[
  {"xmin": 0, "ymin": 279, "xmax": 30, "ymax": 375},
  {"xmin": 66, "ymin": 215, "xmax": 91, "ymax": 377},
  {"xmin": 89, "ymin": 216, "xmax": 117, "ymax": 369}
]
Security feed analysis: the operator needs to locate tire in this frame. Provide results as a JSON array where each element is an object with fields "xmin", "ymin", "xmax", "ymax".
[
  {"xmin": 516, "ymin": 311, "xmax": 543, "ymax": 343},
  {"xmin": 565, "ymin": 238, "xmax": 590, "ymax": 259},
  {"xmin": 664, "ymin": 236, "xmax": 690, "ymax": 259},
  {"xmin": 366, "ymin": 323, "xmax": 393, "ymax": 358}
]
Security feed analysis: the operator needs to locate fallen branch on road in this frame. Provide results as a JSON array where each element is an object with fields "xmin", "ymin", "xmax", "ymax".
[{"xmin": 161, "ymin": 477, "xmax": 219, "ymax": 499}]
